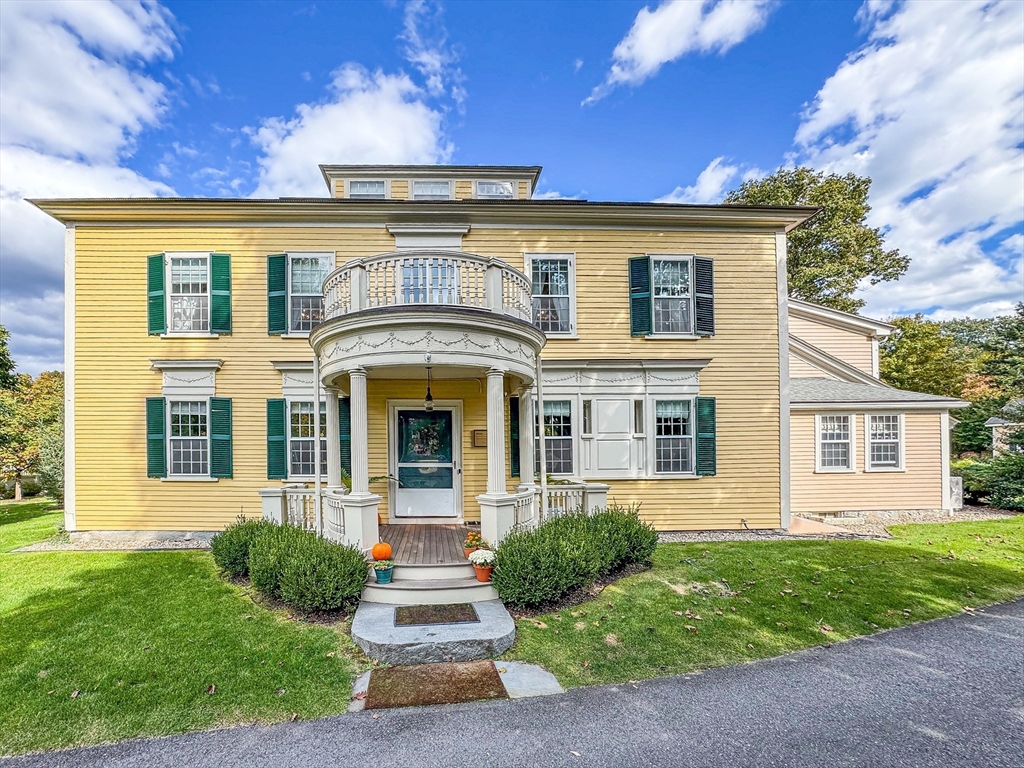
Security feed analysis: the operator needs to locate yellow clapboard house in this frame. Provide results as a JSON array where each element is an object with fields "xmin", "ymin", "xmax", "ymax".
[{"xmin": 31, "ymin": 163, "xmax": 966, "ymax": 561}]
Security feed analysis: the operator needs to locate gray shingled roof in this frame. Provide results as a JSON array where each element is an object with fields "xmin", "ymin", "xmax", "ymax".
[{"xmin": 791, "ymin": 378, "xmax": 967, "ymax": 405}]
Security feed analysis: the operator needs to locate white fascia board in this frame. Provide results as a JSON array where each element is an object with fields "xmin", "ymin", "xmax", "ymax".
[
  {"xmin": 541, "ymin": 358, "xmax": 712, "ymax": 371},
  {"xmin": 789, "ymin": 336, "xmax": 886, "ymax": 386},
  {"xmin": 150, "ymin": 359, "xmax": 223, "ymax": 371},
  {"xmin": 791, "ymin": 401, "xmax": 969, "ymax": 412},
  {"xmin": 789, "ymin": 298, "xmax": 894, "ymax": 338}
]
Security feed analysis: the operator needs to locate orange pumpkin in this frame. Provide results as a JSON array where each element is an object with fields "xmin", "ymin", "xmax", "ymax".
[{"xmin": 371, "ymin": 541, "xmax": 393, "ymax": 561}]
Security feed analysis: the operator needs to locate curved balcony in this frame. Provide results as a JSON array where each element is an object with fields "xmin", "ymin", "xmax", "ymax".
[{"xmin": 311, "ymin": 250, "xmax": 546, "ymax": 386}]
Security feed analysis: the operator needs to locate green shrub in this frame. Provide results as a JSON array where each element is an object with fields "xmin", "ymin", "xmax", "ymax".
[
  {"xmin": 989, "ymin": 451, "xmax": 1024, "ymax": 511},
  {"xmin": 248, "ymin": 524, "xmax": 310, "ymax": 599},
  {"xmin": 950, "ymin": 458, "xmax": 993, "ymax": 504},
  {"xmin": 210, "ymin": 517, "xmax": 274, "ymax": 578},
  {"xmin": 37, "ymin": 422, "xmax": 64, "ymax": 506},
  {"xmin": 278, "ymin": 537, "xmax": 368, "ymax": 612},
  {"xmin": 492, "ymin": 506, "xmax": 658, "ymax": 609}
]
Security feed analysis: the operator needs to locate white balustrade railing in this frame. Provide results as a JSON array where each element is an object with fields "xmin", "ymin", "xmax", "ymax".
[
  {"xmin": 258, "ymin": 485, "xmax": 349, "ymax": 542},
  {"xmin": 513, "ymin": 487, "xmax": 539, "ymax": 528},
  {"xmin": 320, "ymin": 250, "xmax": 532, "ymax": 323},
  {"xmin": 508, "ymin": 480, "xmax": 611, "ymax": 532},
  {"xmin": 544, "ymin": 483, "xmax": 586, "ymax": 518}
]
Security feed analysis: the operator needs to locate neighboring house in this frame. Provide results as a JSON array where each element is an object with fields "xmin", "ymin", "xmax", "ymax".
[
  {"xmin": 32, "ymin": 163, "xmax": 816, "ymax": 554},
  {"xmin": 787, "ymin": 300, "xmax": 969, "ymax": 516},
  {"xmin": 985, "ymin": 398, "xmax": 1024, "ymax": 454}
]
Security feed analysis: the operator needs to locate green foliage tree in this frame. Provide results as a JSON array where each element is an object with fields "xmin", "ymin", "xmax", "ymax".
[
  {"xmin": 0, "ymin": 371, "xmax": 63, "ymax": 501},
  {"xmin": 37, "ymin": 420, "xmax": 64, "ymax": 506},
  {"xmin": 0, "ymin": 324, "xmax": 16, "ymax": 390},
  {"xmin": 952, "ymin": 396, "xmax": 1010, "ymax": 455},
  {"xmin": 725, "ymin": 167, "xmax": 908, "ymax": 312},
  {"xmin": 980, "ymin": 303, "xmax": 1024, "ymax": 395},
  {"xmin": 879, "ymin": 315, "xmax": 969, "ymax": 398}
]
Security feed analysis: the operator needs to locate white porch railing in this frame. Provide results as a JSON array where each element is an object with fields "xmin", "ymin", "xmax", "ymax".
[
  {"xmin": 513, "ymin": 486, "xmax": 539, "ymax": 528},
  {"xmin": 511, "ymin": 480, "xmax": 611, "ymax": 531},
  {"xmin": 258, "ymin": 485, "xmax": 348, "ymax": 541},
  {"xmin": 321, "ymin": 250, "xmax": 532, "ymax": 323}
]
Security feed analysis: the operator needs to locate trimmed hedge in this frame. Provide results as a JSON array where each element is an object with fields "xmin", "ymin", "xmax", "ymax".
[
  {"xmin": 492, "ymin": 505, "xmax": 658, "ymax": 609},
  {"xmin": 210, "ymin": 517, "xmax": 274, "ymax": 578}
]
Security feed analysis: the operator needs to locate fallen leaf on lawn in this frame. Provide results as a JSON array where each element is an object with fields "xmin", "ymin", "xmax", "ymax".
[
  {"xmin": 574, "ymin": 622, "xmax": 586, "ymax": 631},
  {"xmin": 684, "ymin": 625, "xmax": 698, "ymax": 634},
  {"xmin": 673, "ymin": 610, "xmax": 683, "ymax": 616},
  {"xmin": 47, "ymin": 690, "xmax": 54, "ymax": 695},
  {"xmin": 747, "ymin": 644, "xmax": 754, "ymax": 649},
  {"xmin": 604, "ymin": 634, "xmax": 619, "ymax": 646},
  {"xmin": 291, "ymin": 713, "xmax": 299, "ymax": 722},
  {"xmin": 592, "ymin": 621, "xmax": 600, "ymax": 627},
  {"xmin": 819, "ymin": 624, "xmax": 834, "ymax": 634},
  {"xmin": 326, "ymin": 651, "xmax": 335, "ymax": 658},
  {"xmin": 244, "ymin": 615, "xmax": 253, "ymax": 620},
  {"xmin": 206, "ymin": 684, "xmax": 216, "ymax": 695},
  {"xmin": 530, "ymin": 619, "xmax": 548, "ymax": 629},
  {"xmin": 70, "ymin": 690, "xmax": 79, "ymax": 699},
  {"xmin": 581, "ymin": 660, "xmax": 591, "ymax": 668},
  {"xmin": 693, "ymin": 615, "xmax": 702, "ymax": 621},
  {"xmin": 275, "ymin": 688, "xmax": 286, "ymax": 696}
]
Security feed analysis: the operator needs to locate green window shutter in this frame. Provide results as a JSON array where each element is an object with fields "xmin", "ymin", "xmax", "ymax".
[
  {"xmin": 694, "ymin": 257, "xmax": 715, "ymax": 336},
  {"xmin": 146, "ymin": 397, "xmax": 166, "ymax": 477},
  {"xmin": 210, "ymin": 253, "xmax": 232, "ymax": 334},
  {"xmin": 267, "ymin": 399, "xmax": 287, "ymax": 479},
  {"xmin": 509, "ymin": 396, "xmax": 521, "ymax": 478},
  {"xmin": 147, "ymin": 254, "xmax": 166, "ymax": 335},
  {"xmin": 210, "ymin": 397, "xmax": 233, "ymax": 478},
  {"xmin": 628, "ymin": 256, "xmax": 652, "ymax": 336},
  {"xmin": 267, "ymin": 254, "xmax": 288, "ymax": 335},
  {"xmin": 695, "ymin": 396, "xmax": 717, "ymax": 476},
  {"xmin": 339, "ymin": 397, "xmax": 352, "ymax": 477}
]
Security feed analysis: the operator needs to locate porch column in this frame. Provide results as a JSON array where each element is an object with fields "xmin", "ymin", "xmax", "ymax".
[
  {"xmin": 519, "ymin": 387, "xmax": 535, "ymax": 485},
  {"xmin": 325, "ymin": 385, "xmax": 342, "ymax": 488},
  {"xmin": 486, "ymin": 368, "xmax": 507, "ymax": 493},
  {"xmin": 339, "ymin": 366, "xmax": 379, "ymax": 552},
  {"xmin": 349, "ymin": 368, "xmax": 370, "ymax": 494}
]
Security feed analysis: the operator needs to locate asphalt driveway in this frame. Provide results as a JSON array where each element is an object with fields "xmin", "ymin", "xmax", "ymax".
[{"xmin": 6, "ymin": 600, "xmax": 1022, "ymax": 768}]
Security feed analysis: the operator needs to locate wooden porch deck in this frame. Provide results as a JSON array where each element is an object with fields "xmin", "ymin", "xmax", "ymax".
[{"xmin": 379, "ymin": 524, "xmax": 470, "ymax": 565}]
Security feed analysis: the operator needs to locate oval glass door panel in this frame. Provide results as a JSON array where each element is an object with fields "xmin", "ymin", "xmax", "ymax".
[{"xmin": 395, "ymin": 409, "xmax": 456, "ymax": 517}]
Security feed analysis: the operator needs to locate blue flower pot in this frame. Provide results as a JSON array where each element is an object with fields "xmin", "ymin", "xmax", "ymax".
[{"xmin": 375, "ymin": 567, "xmax": 394, "ymax": 584}]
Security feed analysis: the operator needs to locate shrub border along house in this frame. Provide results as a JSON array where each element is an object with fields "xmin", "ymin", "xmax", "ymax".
[
  {"xmin": 492, "ymin": 505, "xmax": 659, "ymax": 609},
  {"xmin": 211, "ymin": 518, "xmax": 367, "ymax": 613}
]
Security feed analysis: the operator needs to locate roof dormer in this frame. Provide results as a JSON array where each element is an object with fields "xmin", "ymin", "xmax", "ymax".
[{"xmin": 318, "ymin": 165, "xmax": 543, "ymax": 201}]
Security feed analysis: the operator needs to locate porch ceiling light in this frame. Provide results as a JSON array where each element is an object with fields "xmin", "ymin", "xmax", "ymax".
[{"xmin": 424, "ymin": 366, "xmax": 434, "ymax": 412}]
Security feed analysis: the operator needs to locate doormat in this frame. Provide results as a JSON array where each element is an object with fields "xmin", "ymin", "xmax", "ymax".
[
  {"xmin": 395, "ymin": 603, "xmax": 479, "ymax": 626},
  {"xmin": 365, "ymin": 661, "xmax": 507, "ymax": 710}
]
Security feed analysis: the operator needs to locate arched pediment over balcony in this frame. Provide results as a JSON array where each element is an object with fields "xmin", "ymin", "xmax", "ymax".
[{"xmin": 310, "ymin": 250, "xmax": 546, "ymax": 384}]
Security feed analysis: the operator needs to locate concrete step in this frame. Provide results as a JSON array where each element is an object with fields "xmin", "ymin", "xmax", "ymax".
[
  {"xmin": 391, "ymin": 562, "xmax": 475, "ymax": 581},
  {"xmin": 351, "ymin": 599, "xmax": 516, "ymax": 664},
  {"xmin": 362, "ymin": 576, "xmax": 499, "ymax": 605}
]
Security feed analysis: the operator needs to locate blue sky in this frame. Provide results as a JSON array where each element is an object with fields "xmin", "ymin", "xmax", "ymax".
[{"xmin": 1, "ymin": 0, "xmax": 1022, "ymax": 375}]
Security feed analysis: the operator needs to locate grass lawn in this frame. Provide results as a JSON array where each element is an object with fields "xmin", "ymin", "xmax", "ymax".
[
  {"xmin": 506, "ymin": 516, "xmax": 1024, "ymax": 687},
  {"xmin": 0, "ymin": 498, "xmax": 63, "ymax": 552},
  {"xmin": 0, "ymin": 501, "xmax": 366, "ymax": 756}
]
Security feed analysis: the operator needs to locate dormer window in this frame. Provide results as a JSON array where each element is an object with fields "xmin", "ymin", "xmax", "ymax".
[
  {"xmin": 349, "ymin": 180, "xmax": 385, "ymax": 199},
  {"xmin": 476, "ymin": 180, "xmax": 514, "ymax": 199},
  {"xmin": 413, "ymin": 180, "xmax": 451, "ymax": 200}
]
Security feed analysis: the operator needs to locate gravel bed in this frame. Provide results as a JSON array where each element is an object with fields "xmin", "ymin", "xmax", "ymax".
[
  {"xmin": 16, "ymin": 536, "xmax": 212, "ymax": 552},
  {"xmin": 657, "ymin": 529, "xmax": 875, "ymax": 543}
]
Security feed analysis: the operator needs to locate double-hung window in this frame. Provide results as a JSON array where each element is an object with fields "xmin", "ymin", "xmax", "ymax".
[
  {"xmin": 289, "ymin": 255, "xmax": 331, "ymax": 333},
  {"xmin": 818, "ymin": 415, "xmax": 853, "ymax": 471},
  {"xmin": 536, "ymin": 400, "xmax": 574, "ymax": 475},
  {"xmin": 169, "ymin": 401, "xmax": 209, "ymax": 476},
  {"xmin": 476, "ymin": 180, "xmax": 514, "ymax": 199},
  {"xmin": 652, "ymin": 258, "xmax": 692, "ymax": 334},
  {"xmin": 529, "ymin": 254, "xmax": 575, "ymax": 335},
  {"xmin": 289, "ymin": 400, "xmax": 327, "ymax": 478},
  {"xmin": 867, "ymin": 414, "xmax": 902, "ymax": 470},
  {"xmin": 412, "ymin": 180, "xmax": 451, "ymax": 200},
  {"xmin": 169, "ymin": 257, "xmax": 209, "ymax": 332},
  {"xmin": 349, "ymin": 180, "xmax": 386, "ymax": 199},
  {"xmin": 655, "ymin": 400, "xmax": 693, "ymax": 473}
]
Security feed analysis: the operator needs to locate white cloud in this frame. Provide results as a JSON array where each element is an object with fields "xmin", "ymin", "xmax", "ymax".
[
  {"xmin": 795, "ymin": 0, "xmax": 1024, "ymax": 320},
  {"xmin": 248, "ymin": 66, "xmax": 453, "ymax": 198},
  {"xmin": 0, "ymin": 0, "xmax": 177, "ymax": 376},
  {"xmin": 400, "ymin": 0, "xmax": 466, "ymax": 108},
  {"xmin": 585, "ymin": 0, "xmax": 774, "ymax": 104},
  {"xmin": 656, "ymin": 157, "xmax": 764, "ymax": 203}
]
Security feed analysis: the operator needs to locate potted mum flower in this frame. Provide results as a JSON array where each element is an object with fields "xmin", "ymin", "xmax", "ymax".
[
  {"xmin": 463, "ymin": 530, "xmax": 486, "ymax": 558},
  {"xmin": 373, "ymin": 559, "xmax": 395, "ymax": 584},
  {"xmin": 468, "ymin": 548, "xmax": 495, "ymax": 582}
]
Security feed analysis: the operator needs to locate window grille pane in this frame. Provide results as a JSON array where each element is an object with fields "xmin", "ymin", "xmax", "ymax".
[
  {"xmin": 290, "ymin": 257, "xmax": 329, "ymax": 294},
  {"xmin": 819, "ymin": 415, "xmax": 851, "ymax": 468},
  {"xmin": 656, "ymin": 437, "xmax": 692, "ymax": 473},
  {"xmin": 532, "ymin": 297, "xmax": 571, "ymax": 332},
  {"xmin": 869, "ymin": 414, "xmax": 900, "ymax": 468},
  {"xmin": 477, "ymin": 181, "xmax": 513, "ymax": 198},
  {"xmin": 545, "ymin": 437, "xmax": 573, "ymax": 475},
  {"xmin": 413, "ymin": 180, "xmax": 450, "ymax": 199},
  {"xmin": 652, "ymin": 259, "xmax": 692, "ymax": 334},
  {"xmin": 169, "ymin": 401, "xmax": 208, "ymax": 475},
  {"xmin": 170, "ymin": 258, "xmax": 209, "ymax": 332},
  {"xmin": 350, "ymin": 180, "xmax": 385, "ymax": 199},
  {"xmin": 535, "ymin": 400, "xmax": 573, "ymax": 475},
  {"xmin": 653, "ymin": 297, "xmax": 692, "ymax": 334},
  {"xmin": 652, "ymin": 260, "xmax": 690, "ymax": 297},
  {"xmin": 290, "ymin": 296, "xmax": 324, "ymax": 332},
  {"xmin": 655, "ymin": 400, "xmax": 692, "ymax": 473},
  {"xmin": 531, "ymin": 259, "xmax": 571, "ymax": 332},
  {"xmin": 820, "ymin": 416, "xmax": 850, "ymax": 442}
]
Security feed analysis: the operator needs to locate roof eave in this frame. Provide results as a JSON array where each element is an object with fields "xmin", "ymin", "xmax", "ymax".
[{"xmin": 789, "ymin": 298, "xmax": 895, "ymax": 336}]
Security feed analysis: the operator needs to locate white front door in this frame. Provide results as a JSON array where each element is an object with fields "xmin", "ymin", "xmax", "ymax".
[{"xmin": 394, "ymin": 408, "xmax": 458, "ymax": 518}]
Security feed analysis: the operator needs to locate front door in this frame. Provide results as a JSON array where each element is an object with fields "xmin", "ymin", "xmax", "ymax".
[{"xmin": 394, "ymin": 408, "xmax": 457, "ymax": 518}]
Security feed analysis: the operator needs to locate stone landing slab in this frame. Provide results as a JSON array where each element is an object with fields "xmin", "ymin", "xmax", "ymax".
[{"xmin": 351, "ymin": 599, "xmax": 516, "ymax": 664}]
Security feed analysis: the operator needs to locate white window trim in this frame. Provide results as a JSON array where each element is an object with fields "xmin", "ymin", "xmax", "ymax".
[
  {"xmin": 648, "ymin": 397, "xmax": 698, "ymax": 478},
  {"xmin": 164, "ymin": 252, "xmax": 217, "ymax": 338},
  {"xmin": 865, "ymin": 412, "xmax": 905, "ymax": 472},
  {"xmin": 646, "ymin": 253, "xmax": 698, "ymax": 339},
  {"xmin": 525, "ymin": 252, "xmax": 577, "ymax": 338},
  {"xmin": 536, "ymin": 398, "xmax": 577, "ymax": 477},
  {"xmin": 345, "ymin": 179, "xmax": 390, "ymax": 199},
  {"xmin": 166, "ymin": 397, "xmax": 213, "ymax": 481},
  {"xmin": 285, "ymin": 251, "xmax": 335, "ymax": 338},
  {"xmin": 474, "ymin": 180, "xmax": 515, "ymax": 199},
  {"xmin": 410, "ymin": 178, "xmax": 454, "ymax": 200},
  {"xmin": 286, "ymin": 396, "xmax": 329, "ymax": 482},
  {"xmin": 815, "ymin": 413, "xmax": 856, "ymax": 473}
]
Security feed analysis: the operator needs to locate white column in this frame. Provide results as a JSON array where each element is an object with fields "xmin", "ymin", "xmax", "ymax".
[
  {"xmin": 519, "ymin": 387, "xmax": 535, "ymax": 485},
  {"xmin": 349, "ymin": 367, "xmax": 369, "ymax": 494},
  {"xmin": 325, "ymin": 385, "xmax": 341, "ymax": 488},
  {"xmin": 486, "ymin": 368, "xmax": 507, "ymax": 493}
]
